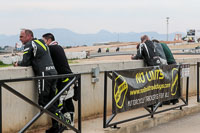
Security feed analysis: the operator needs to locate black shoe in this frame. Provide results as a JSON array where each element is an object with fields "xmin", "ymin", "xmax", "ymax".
[
  {"xmin": 171, "ymin": 99, "xmax": 179, "ymax": 105},
  {"xmin": 147, "ymin": 105, "xmax": 154, "ymax": 108},
  {"xmin": 163, "ymin": 101, "xmax": 171, "ymax": 105},
  {"xmin": 46, "ymin": 126, "xmax": 59, "ymax": 133},
  {"xmin": 57, "ymin": 125, "xmax": 67, "ymax": 133}
]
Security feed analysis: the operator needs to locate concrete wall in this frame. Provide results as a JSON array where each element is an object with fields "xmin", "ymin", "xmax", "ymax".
[
  {"xmin": 0, "ymin": 67, "xmax": 49, "ymax": 133},
  {"xmin": 0, "ymin": 58, "xmax": 199, "ymax": 132},
  {"xmin": 0, "ymin": 52, "xmax": 87, "ymax": 64},
  {"xmin": 65, "ymin": 51, "xmax": 87, "ymax": 59},
  {"xmin": 0, "ymin": 55, "xmax": 22, "ymax": 64}
]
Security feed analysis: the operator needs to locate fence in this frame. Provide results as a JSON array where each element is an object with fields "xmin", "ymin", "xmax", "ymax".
[
  {"xmin": 197, "ymin": 62, "xmax": 200, "ymax": 102},
  {"xmin": 0, "ymin": 73, "xmax": 81, "ymax": 133},
  {"xmin": 103, "ymin": 64, "xmax": 189, "ymax": 128}
]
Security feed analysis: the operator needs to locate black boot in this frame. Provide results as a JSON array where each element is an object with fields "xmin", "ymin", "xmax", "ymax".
[
  {"xmin": 46, "ymin": 119, "xmax": 59, "ymax": 133},
  {"xmin": 171, "ymin": 99, "xmax": 179, "ymax": 105},
  {"xmin": 163, "ymin": 101, "xmax": 171, "ymax": 105}
]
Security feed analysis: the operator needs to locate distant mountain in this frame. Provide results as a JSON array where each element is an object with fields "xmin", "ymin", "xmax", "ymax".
[{"xmin": 0, "ymin": 28, "xmax": 185, "ymax": 46}]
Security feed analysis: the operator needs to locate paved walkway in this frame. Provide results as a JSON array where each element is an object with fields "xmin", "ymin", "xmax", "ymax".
[
  {"xmin": 139, "ymin": 112, "xmax": 200, "ymax": 133},
  {"xmin": 28, "ymin": 96, "xmax": 200, "ymax": 133}
]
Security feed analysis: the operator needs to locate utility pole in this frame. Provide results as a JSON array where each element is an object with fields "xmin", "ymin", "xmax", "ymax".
[{"xmin": 166, "ymin": 17, "xmax": 170, "ymax": 41}]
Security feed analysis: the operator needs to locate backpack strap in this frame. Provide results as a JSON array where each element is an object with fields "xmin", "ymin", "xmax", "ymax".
[{"xmin": 140, "ymin": 43, "xmax": 150, "ymax": 58}]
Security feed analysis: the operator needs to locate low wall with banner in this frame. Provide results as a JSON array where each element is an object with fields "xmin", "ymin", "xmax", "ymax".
[
  {"xmin": 0, "ymin": 58, "xmax": 199, "ymax": 132},
  {"xmin": 112, "ymin": 65, "xmax": 180, "ymax": 113},
  {"xmin": 103, "ymin": 64, "xmax": 188, "ymax": 128}
]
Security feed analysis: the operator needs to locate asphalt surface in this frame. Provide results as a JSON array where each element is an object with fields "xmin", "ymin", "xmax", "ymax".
[
  {"xmin": 139, "ymin": 112, "xmax": 200, "ymax": 133},
  {"xmin": 89, "ymin": 49, "xmax": 200, "ymax": 58},
  {"xmin": 89, "ymin": 51, "xmax": 136, "ymax": 58}
]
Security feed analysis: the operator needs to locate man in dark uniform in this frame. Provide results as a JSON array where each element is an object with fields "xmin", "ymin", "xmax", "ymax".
[
  {"xmin": 42, "ymin": 33, "xmax": 75, "ymax": 132},
  {"xmin": 14, "ymin": 29, "xmax": 67, "ymax": 132},
  {"xmin": 132, "ymin": 35, "xmax": 162, "ymax": 66}
]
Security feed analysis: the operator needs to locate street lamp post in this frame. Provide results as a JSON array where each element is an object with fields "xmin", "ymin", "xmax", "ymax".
[{"xmin": 166, "ymin": 17, "xmax": 170, "ymax": 41}]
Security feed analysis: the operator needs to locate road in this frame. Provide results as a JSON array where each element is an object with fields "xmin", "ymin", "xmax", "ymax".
[
  {"xmin": 89, "ymin": 51, "xmax": 136, "ymax": 58},
  {"xmin": 139, "ymin": 112, "xmax": 200, "ymax": 133},
  {"xmin": 88, "ymin": 49, "xmax": 200, "ymax": 58}
]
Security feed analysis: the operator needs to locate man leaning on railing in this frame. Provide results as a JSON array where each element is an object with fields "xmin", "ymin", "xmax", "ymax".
[{"xmin": 14, "ymin": 29, "xmax": 68, "ymax": 132}]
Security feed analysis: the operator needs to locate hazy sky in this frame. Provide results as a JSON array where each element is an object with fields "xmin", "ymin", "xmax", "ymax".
[{"xmin": 0, "ymin": 0, "xmax": 199, "ymax": 35}]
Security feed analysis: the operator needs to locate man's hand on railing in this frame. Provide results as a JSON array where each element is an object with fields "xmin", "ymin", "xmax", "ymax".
[{"xmin": 13, "ymin": 62, "xmax": 18, "ymax": 67}]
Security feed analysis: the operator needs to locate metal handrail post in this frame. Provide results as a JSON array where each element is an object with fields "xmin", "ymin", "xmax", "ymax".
[
  {"xmin": 186, "ymin": 77, "xmax": 189, "ymax": 104},
  {"xmin": 0, "ymin": 83, "xmax": 2, "ymax": 133},
  {"xmin": 179, "ymin": 65, "xmax": 182, "ymax": 110},
  {"xmin": 103, "ymin": 71, "xmax": 108, "ymax": 128},
  {"xmin": 78, "ymin": 75, "xmax": 82, "ymax": 133},
  {"xmin": 151, "ymin": 106, "xmax": 154, "ymax": 118},
  {"xmin": 197, "ymin": 62, "xmax": 200, "ymax": 102}
]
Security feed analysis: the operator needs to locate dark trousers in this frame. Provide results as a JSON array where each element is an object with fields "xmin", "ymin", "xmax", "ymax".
[{"xmin": 38, "ymin": 78, "xmax": 58, "ymax": 113}]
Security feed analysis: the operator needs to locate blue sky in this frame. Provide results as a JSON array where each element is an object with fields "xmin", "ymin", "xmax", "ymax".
[{"xmin": 0, "ymin": 0, "xmax": 200, "ymax": 35}]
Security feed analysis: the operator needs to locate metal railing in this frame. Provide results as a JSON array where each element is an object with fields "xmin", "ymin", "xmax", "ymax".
[
  {"xmin": 0, "ymin": 73, "xmax": 81, "ymax": 133},
  {"xmin": 103, "ymin": 65, "xmax": 189, "ymax": 129},
  {"xmin": 197, "ymin": 62, "xmax": 200, "ymax": 102}
]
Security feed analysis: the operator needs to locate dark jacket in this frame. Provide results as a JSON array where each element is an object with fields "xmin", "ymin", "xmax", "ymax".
[
  {"xmin": 134, "ymin": 40, "xmax": 161, "ymax": 66},
  {"xmin": 160, "ymin": 43, "xmax": 176, "ymax": 64},
  {"xmin": 48, "ymin": 43, "xmax": 72, "ymax": 75},
  {"xmin": 19, "ymin": 39, "xmax": 57, "ymax": 76}
]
